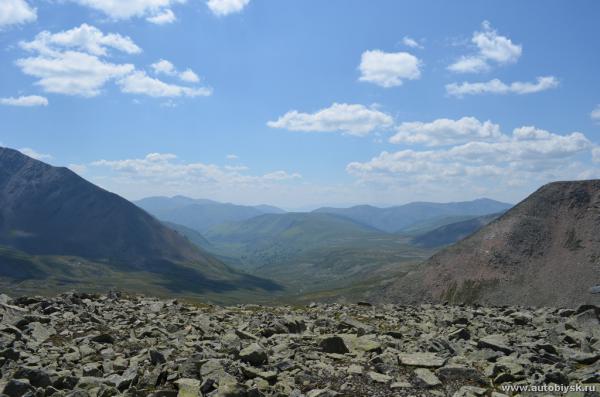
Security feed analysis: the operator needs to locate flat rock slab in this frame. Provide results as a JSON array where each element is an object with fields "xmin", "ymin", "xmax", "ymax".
[{"xmin": 399, "ymin": 353, "xmax": 447, "ymax": 368}]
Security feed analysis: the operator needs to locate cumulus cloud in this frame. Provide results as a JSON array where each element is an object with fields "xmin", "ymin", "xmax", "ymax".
[
  {"xmin": 0, "ymin": 0, "xmax": 36, "ymax": 28},
  {"xmin": 206, "ymin": 0, "xmax": 250, "ymax": 16},
  {"xmin": 91, "ymin": 152, "xmax": 300, "ymax": 188},
  {"xmin": 118, "ymin": 71, "xmax": 212, "ymax": 97},
  {"xmin": 267, "ymin": 103, "xmax": 394, "ymax": 136},
  {"xmin": 402, "ymin": 36, "xmax": 423, "ymax": 49},
  {"xmin": 226, "ymin": 154, "xmax": 239, "ymax": 160},
  {"xmin": 390, "ymin": 117, "xmax": 502, "ymax": 146},
  {"xmin": 17, "ymin": 50, "xmax": 134, "ymax": 97},
  {"xmin": 358, "ymin": 50, "xmax": 421, "ymax": 88},
  {"xmin": 448, "ymin": 21, "xmax": 522, "ymax": 73},
  {"xmin": 348, "ymin": 120, "xmax": 597, "ymax": 193},
  {"xmin": 17, "ymin": 24, "xmax": 138, "ymax": 97},
  {"xmin": 71, "ymin": 0, "xmax": 185, "ymax": 23},
  {"xmin": 591, "ymin": 105, "xmax": 600, "ymax": 123},
  {"xmin": 151, "ymin": 59, "xmax": 201, "ymax": 83},
  {"xmin": 16, "ymin": 25, "xmax": 210, "ymax": 99},
  {"xmin": 20, "ymin": 24, "xmax": 141, "ymax": 56},
  {"xmin": 446, "ymin": 76, "xmax": 559, "ymax": 97},
  {"xmin": 19, "ymin": 147, "xmax": 52, "ymax": 160},
  {"xmin": 0, "ymin": 95, "xmax": 48, "ymax": 106}
]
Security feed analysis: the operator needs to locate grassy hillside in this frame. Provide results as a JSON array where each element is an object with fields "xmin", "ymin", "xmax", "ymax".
[{"xmin": 0, "ymin": 246, "xmax": 282, "ymax": 305}]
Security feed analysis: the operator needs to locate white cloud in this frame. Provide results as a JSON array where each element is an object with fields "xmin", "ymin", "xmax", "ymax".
[
  {"xmin": 71, "ymin": 0, "xmax": 185, "ymax": 22},
  {"xmin": 0, "ymin": 95, "xmax": 48, "ymax": 107},
  {"xmin": 151, "ymin": 59, "xmax": 200, "ymax": 83},
  {"xmin": 446, "ymin": 76, "xmax": 559, "ymax": 97},
  {"xmin": 118, "ymin": 71, "xmax": 212, "ymax": 97},
  {"xmin": 19, "ymin": 147, "xmax": 52, "ymax": 160},
  {"xmin": 21, "ymin": 24, "xmax": 141, "ymax": 56},
  {"xmin": 591, "ymin": 105, "xmax": 600, "ymax": 122},
  {"xmin": 447, "ymin": 56, "xmax": 489, "ymax": 74},
  {"xmin": 146, "ymin": 9, "xmax": 176, "ymax": 24},
  {"xmin": 17, "ymin": 24, "xmax": 138, "ymax": 97},
  {"xmin": 206, "ymin": 0, "xmax": 250, "ymax": 16},
  {"xmin": 390, "ymin": 117, "xmax": 502, "ymax": 146},
  {"xmin": 448, "ymin": 21, "xmax": 522, "ymax": 73},
  {"xmin": 17, "ymin": 50, "xmax": 134, "ymax": 97},
  {"xmin": 16, "ymin": 25, "xmax": 209, "ymax": 100},
  {"xmin": 402, "ymin": 36, "xmax": 422, "ymax": 49},
  {"xmin": 151, "ymin": 59, "xmax": 176, "ymax": 75},
  {"xmin": 358, "ymin": 50, "xmax": 421, "ymax": 88},
  {"xmin": 91, "ymin": 152, "xmax": 300, "ymax": 187},
  {"xmin": 0, "ymin": 0, "xmax": 36, "ymax": 28},
  {"xmin": 226, "ymin": 154, "xmax": 239, "ymax": 160},
  {"xmin": 267, "ymin": 103, "xmax": 394, "ymax": 136},
  {"xmin": 348, "ymin": 122, "xmax": 596, "ymax": 192},
  {"xmin": 179, "ymin": 69, "xmax": 200, "ymax": 83}
]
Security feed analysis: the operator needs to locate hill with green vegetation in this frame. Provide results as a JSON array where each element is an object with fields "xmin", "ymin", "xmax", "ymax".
[{"xmin": 204, "ymin": 213, "xmax": 435, "ymax": 294}]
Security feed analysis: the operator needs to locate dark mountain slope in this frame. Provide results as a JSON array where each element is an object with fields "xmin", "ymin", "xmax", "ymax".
[
  {"xmin": 0, "ymin": 148, "xmax": 209, "ymax": 267},
  {"xmin": 0, "ymin": 147, "xmax": 281, "ymax": 297},
  {"xmin": 412, "ymin": 213, "xmax": 502, "ymax": 248},
  {"xmin": 313, "ymin": 199, "xmax": 512, "ymax": 233},
  {"xmin": 136, "ymin": 196, "xmax": 286, "ymax": 232},
  {"xmin": 383, "ymin": 180, "xmax": 600, "ymax": 307}
]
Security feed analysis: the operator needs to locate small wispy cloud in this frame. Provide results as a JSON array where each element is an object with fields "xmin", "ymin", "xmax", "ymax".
[
  {"xmin": 0, "ymin": 95, "xmax": 48, "ymax": 107},
  {"xmin": 446, "ymin": 76, "xmax": 559, "ymax": 97}
]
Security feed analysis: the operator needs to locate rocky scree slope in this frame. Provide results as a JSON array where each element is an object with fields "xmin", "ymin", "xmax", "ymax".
[
  {"xmin": 384, "ymin": 180, "xmax": 600, "ymax": 307},
  {"xmin": 1, "ymin": 293, "xmax": 599, "ymax": 396}
]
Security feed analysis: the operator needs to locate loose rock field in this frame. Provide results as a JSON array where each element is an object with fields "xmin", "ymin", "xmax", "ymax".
[{"xmin": 1, "ymin": 292, "xmax": 599, "ymax": 396}]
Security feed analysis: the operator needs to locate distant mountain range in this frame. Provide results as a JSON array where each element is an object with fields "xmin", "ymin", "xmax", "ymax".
[
  {"xmin": 135, "ymin": 196, "xmax": 285, "ymax": 232},
  {"xmin": 382, "ymin": 180, "xmax": 600, "ymax": 307},
  {"xmin": 143, "ymin": 197, "xmax": 512, "ymax": 294},
  {"xmin": 0, "ymin": 147, "xmax": 280, "ymax": 299},
  {"xmin": 313, "ymin": 199, "xmax": 512, "ymax": 233}
]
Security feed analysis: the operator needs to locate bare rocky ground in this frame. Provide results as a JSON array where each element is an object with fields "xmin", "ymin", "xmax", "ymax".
[{"xmin": 1, "ymin": 292, "xmax": 599, "ymax": 397}]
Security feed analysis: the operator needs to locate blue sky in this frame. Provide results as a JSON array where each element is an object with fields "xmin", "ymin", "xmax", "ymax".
[{"xmin": 1, "ymin": 0, "xmax": 599, "ymax": 209}]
